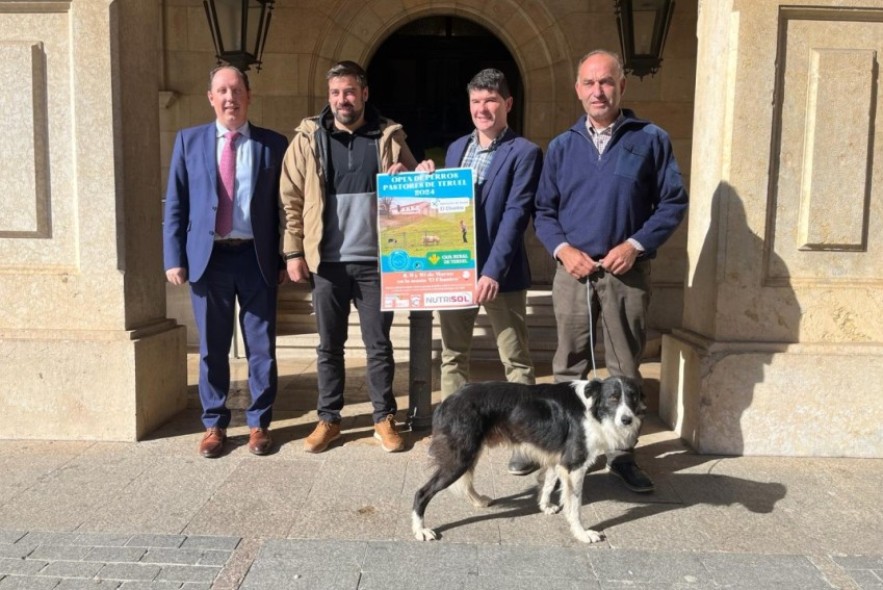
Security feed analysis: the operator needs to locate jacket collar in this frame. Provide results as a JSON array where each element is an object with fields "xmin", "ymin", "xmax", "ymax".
[
  {"xmin": 319, "ymin": 103, "xmax": 383, "ymax": 137},
  {"xmin": 570, "ymin": 108, "xmax": 647, "ymax": 139}
]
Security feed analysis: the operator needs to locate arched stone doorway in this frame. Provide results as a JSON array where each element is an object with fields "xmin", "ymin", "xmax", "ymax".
[
  {"xmin": 366, "ymin": 16, "xmax": 523, "ymax": 163},
  {"xmin": 305, "ymin": 2, "xmax": 574, "ymax": 285}
]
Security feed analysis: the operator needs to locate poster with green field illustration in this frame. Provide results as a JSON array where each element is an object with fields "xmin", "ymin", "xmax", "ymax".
[{"xmin": 377, "ymin": 168, "xmax": 477, "ymax": 311}]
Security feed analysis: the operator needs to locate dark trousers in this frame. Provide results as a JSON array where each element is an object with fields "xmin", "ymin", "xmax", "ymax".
[
  {"xmin": 552, "ymin": 262, "xmax": 650, "ymax": 465},
  {"xmin": 312, "ymin": 262, "xmax": 396, "ymax": 423},
  {"xmin": 190, "ymin": 243, "xmax": 278, "ymax": 429}
]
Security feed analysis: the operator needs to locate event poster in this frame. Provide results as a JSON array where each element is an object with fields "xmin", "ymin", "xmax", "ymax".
[{"xmin": 377, "ymin": 168, "xmax": 477, "ymax": 311}]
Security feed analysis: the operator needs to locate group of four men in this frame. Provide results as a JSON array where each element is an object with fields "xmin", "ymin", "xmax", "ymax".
[{"xmin": 163, "ymin": 50, "xmax": 688, "ymax": 495}]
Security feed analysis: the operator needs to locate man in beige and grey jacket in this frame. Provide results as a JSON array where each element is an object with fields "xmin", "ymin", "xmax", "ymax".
[{"xmin": 280, "ymin": 60, "xmax": 428, "ymax": 454}]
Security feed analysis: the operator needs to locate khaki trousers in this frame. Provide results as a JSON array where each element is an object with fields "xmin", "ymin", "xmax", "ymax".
[{"xmin": 438, "ymin": 290, "xmax": 535, "ymax": 398}]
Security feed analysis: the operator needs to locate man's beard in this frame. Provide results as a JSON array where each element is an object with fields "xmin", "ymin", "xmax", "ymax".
[{"xmin": 334, "ymin": 105, "xmax": 363, "ymax": 125}]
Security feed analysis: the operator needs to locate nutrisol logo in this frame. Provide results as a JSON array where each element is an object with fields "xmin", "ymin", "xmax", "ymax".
[{"xmin": 424, "ymin": 292, "xmax": 473, "ymax": 306}]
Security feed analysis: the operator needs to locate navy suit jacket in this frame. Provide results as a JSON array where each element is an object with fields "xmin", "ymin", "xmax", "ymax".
[
  {"xmin": 446, "ymin": 129, "xmax": 542, "ymax": 292},
  {"xmin": 163, "ymin": 122, "xmax": 288, "ymax": 285}
]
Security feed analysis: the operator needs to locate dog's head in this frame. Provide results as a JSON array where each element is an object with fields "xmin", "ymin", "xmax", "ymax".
[{"xmin": 587, "ymin": 377, "xmax": 646, "ymax": 443}]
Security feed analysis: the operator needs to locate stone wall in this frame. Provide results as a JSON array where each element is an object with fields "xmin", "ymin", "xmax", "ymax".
[
  {"xmin": 660, "ymin": 0, "xmax": 883, "ymax": 457},
  {"xmin": 0, "ymin": 0, "xmax": 186, "ymax": 440}
]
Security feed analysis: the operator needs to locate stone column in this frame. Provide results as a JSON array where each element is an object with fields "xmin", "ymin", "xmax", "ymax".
[
  {"xmin": 0, "ymin": 0, "xmax": 186, "ymax": 440},
  {"xmin": 660, "ymin": 0, "xmax": 883, "ymax": 457}
]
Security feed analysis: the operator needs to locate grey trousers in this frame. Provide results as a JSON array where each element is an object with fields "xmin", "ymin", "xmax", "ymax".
[
  {"xmin": 551, "ymin": 262, "xmax": 650, "ymax": 464},
  {"xmin": 438, "ymin": 289, "xmax": 535, "ymax": 398}
]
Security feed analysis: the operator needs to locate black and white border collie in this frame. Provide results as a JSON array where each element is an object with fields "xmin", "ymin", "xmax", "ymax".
[{"xmin": 411, "ymin": 377, "xmax": 645, "ymax": 543}]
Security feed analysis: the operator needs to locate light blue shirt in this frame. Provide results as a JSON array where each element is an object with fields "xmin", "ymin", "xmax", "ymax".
[{"xmin": 215, "ymin": 121, "xmax": 254, "ymax": 239}]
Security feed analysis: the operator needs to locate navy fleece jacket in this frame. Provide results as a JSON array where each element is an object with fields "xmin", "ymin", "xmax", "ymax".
[{"xmin": 534, "ymin": 109, "xmax": 688, "ymax": 260}]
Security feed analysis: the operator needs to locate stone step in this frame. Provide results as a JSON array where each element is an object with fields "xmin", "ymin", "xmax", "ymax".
[
  {"xmin": 275, "ymin": 285, "xmax": 660, "ymax": 364},
  {"xmin": 276, "ymin": 287, "xmax": 557, "ymax": 360},
  {"xmin": 277, "ymin": 312, "xmax": 558, "ymax": 335}
]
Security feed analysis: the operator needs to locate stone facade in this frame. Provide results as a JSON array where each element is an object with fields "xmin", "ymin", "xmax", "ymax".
[
  {"xmin": 5, "ymin": 0, "xmax": 877, "ymax": 456},
  {"xmin": 0, "ymin": 1, "xmax": 186, "ymax": 440},
  {"xmin": 660, "ymin": 0, "xmax": 883, "ymax": 457}
]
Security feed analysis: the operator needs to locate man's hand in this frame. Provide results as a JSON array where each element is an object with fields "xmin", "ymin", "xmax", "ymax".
[
  {"xmin": 414, "ymin": 160, "xmax": 436, "ymax": 173},
  {"xmin": 557, "ymin": 245, "xmax": 600, "ymax": 279},
  {"xmin": 600, "ymin": 241, "xmax": 639, "ymax": 276},
  {"xmin": 475, "ymin": 276, "xmax": 499, "ymax": 305},
  {"xmin": 386, "ymin": 162, "xmax": 409, "ymax": 174},
  {"xmin": 166, "ymin": 267, "xmax": 188, "ymax": 285},
  {"xmin": 287, "ymin": 258, "xmax": 310, "ymax": 283},
  {"xmin": 277, "ymin": 269, "xmax": 290, "ymax": 285}
]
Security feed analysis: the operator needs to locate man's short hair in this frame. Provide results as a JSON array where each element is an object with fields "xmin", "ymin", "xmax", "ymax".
[
  {"xmin": 466, "ymin": 68, "xmax": 511, "ymax": 99},
  {"xmin": 327, "ymin": 61, "xmax": 368, "ymax": 87},
  {"xmin": 208, "ymin": 65, "xmax": 250, "ymax": 91},
  {"xmin": 576, "ymin": 50, "xmax": 625, "ymax": 81}
]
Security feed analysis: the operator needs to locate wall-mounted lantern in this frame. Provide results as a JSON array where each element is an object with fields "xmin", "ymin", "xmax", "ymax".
[
  {"xmin": 614, "ymin": 0, "xmax": 675, "ymax": 79},
  {"xmin": 203, "ymin": 0, "xmax": 275, "ymax": 72}
]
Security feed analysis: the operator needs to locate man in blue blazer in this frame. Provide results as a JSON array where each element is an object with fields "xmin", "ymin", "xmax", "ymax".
[
  {"xmin": 417, "ymin": 68, "xmax": 542, "ymax": 474},
  {"xmin": 163, "ymin": 66, "xmax": 289, "ymax": 458}
]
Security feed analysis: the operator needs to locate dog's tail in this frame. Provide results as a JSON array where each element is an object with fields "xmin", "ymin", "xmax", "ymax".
[
  {"xmin": 427, "ymin": 398, "xmax": 485, "ymax": 472},
  {"xmin": 427, "ymin": 430, "xmax": 482, "ymax": 471}
]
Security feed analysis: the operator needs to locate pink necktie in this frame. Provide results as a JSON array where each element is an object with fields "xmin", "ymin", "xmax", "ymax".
[{"xmin": 215, "ymin": 130, "xmax": 240, "ymax": 237}]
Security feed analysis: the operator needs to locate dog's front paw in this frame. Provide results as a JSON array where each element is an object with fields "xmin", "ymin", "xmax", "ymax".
[
  {"xmin": 470, "ymin": 494, "xmax": 493, "ymax": 508},
  {"xmin": 539, "ymin": 501, "xmax": 562, "ymax": 515},
  {"xmin": 573, "ymin": 528, "xmax": 604, "ymax": 544},
  {"xmin": 414, "ymin": 527, "xmax": 439, "ymax": 541}
]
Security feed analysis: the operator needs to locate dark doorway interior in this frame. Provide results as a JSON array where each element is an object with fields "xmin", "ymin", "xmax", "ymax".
[{"xmin": 367, "ymin": 16, "xmax": 523, "ymax": 164}]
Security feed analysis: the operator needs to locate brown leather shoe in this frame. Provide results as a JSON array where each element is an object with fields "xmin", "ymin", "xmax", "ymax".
[
  {"xmin": 248, "ymin": 427, "xmax": 273, "ymax": 456},
  {"xmin": 303, "ymin": 420, "xmax": 341, "ymax": 453},
  {"xmin": 199, "ymin": 427, "xmax": 226, "ymax": 458}
]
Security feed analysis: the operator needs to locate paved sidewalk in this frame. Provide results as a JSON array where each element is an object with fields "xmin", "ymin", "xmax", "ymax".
[
  {"xmin": 3, "ymin": 533, "xmax": 880, "ymax": 589},
  {"xmin": 0, "ymin": 355, "xmax": 881, "ymax": 589}
]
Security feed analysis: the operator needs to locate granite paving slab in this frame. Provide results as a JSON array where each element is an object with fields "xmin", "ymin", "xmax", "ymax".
[{"xmin": 0, "ymin": 532, "xmax": 237, "ymax": 589}]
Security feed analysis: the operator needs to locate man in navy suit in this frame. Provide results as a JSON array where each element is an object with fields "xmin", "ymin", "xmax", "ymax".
[
  {"xmin": 163, "ymin": 66, "xmax": 288, "ymax": 458},
  {"xmin": 417, "ymin": 68, "xmax": 542, "ymax": 474}
]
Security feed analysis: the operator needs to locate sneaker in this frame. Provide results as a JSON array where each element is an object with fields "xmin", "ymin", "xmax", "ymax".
[
  {"xmin": 607, "ymin": 462, "xmax": 655, "ymax": 493},
  {"xmin": 373, "ymin": 414, "xmax": 405, "ymax": 452},
  {"xmin": 508, "ymin": 452, "xmax": 540, "ymax": 476},
  {"xmin": 304, "ymin": 420, "xmax": 341, "ymax": 453}
]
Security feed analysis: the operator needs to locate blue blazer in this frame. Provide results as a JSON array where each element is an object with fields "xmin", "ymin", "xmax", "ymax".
[
  {"xmin": 446, "ymin": 129, "xmax": 542, "ymax": 292},
  {"xmin": 163, "ymin": 123, "xmax": 288, "ymax": 285}
]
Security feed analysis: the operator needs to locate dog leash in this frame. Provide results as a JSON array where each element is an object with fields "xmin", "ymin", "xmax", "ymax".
[
  {"xmin": 586, "ymin": 265, "xmax": 626, "ymax": 382},
  {"xmin": 586, "ymin": 273, "xmax": 599, "ymax": 380}
]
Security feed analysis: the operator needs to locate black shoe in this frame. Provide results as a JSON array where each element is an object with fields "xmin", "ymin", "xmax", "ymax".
[
  {"xmin": 607, "ymin": 462, "xmax": 655, "ymax": 493},
  {"xmin": 508, "ymin": 454, "xmax": 540, "ymax": 476}
]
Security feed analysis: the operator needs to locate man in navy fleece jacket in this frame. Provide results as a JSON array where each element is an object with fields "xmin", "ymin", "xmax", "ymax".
[{"xmin": 534, "ymin": 50, "xmax": 688, "ymax": 493}]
